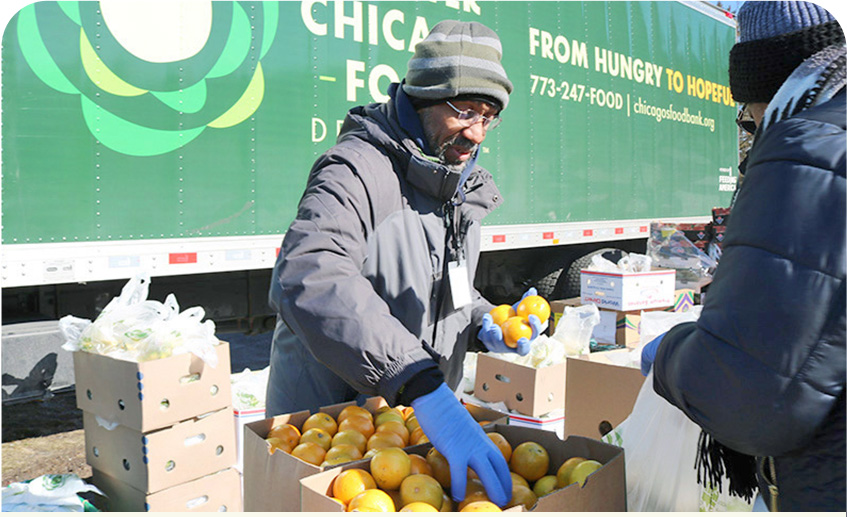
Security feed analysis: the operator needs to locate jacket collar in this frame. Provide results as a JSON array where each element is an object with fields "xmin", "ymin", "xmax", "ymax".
[{"xmin": 338, "ymin": 85, "xmax": 465, "ymax": 203}]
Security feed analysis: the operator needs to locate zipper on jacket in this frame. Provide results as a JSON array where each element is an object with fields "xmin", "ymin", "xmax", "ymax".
[{"xmin": 758, "ymin": 456, "xmax": 778, "ymax": 511}]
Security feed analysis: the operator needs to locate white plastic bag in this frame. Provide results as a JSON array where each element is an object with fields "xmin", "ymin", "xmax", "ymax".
[
  {"xmin": 603, "ymin": 372, "xmax": 754, "ymax": 512},
  {"xmin": 549, "ymin": 303, "xmax": 600, "ymax": 356},
  {"xmin": 60, "ymin": 272, "xmax": 219, "ymax": 365}
]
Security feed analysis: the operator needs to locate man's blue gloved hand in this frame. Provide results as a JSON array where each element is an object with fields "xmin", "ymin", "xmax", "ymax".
[
  {"xmin": 411, "ymin": 383, "xmax": 512, "ymax": 507},
  {"xmin": 640, "ymin": 332, "xmax": 667, "ymax": 376},
  {"xmin": 478, "ymin": 313, "xmax": 541, "ymax": 356}
]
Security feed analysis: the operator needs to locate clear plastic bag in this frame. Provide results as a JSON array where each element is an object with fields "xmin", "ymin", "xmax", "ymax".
[
  {"xmin": 549, "ymin": 303, "xmax": 601, "ymax": 357},
  {"xmin": 60, "ymin": 272, "xmax": 219, "ymax": 365},
  {"xmin": 647, "ymin": 222, "xmax": 718, "ymax": 290},
  {"xmin": 602, "ymin": 371, "xmax": 753, "ymax": 512}
]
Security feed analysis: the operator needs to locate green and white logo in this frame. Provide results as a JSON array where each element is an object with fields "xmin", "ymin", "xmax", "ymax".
[{"xmin": 17, "ymin": 1, "xmax": 278, "ymax": 156}]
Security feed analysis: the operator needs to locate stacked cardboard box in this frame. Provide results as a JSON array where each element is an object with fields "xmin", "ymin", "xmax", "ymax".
[
  {"xmin": 242, "ymin": 396, "xmax": 507, "ymax": 512},
  {"xmin": 73, "ymin": 342, "xmax": 241, "ymax": 512}
]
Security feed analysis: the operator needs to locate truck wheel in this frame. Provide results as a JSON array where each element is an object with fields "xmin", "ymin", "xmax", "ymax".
[{"xmin": 558, "ymin": 248, "xmax": 628, "ymax": 299}]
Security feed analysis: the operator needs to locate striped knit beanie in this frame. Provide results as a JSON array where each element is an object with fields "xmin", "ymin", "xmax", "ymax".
[
  {"xmin": 729, "ymin": 1, "xmax": 845, "ymax": 103},
  {"xmin": 403, "ymin": 20, "xmax": 513, "ymax": 110}
]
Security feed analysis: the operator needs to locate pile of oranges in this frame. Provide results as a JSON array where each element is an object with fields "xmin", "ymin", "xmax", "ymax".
[
  {"xmin": 264, "ymin": 405, "xmax": 429, "ymax": 468},
  {"xmin": 489, "ymin": 295, "xmax": 552, "ymax": 348},
  {"xmin": 325, "ymin": 431, "xmax": 604, "ymax": 512}
]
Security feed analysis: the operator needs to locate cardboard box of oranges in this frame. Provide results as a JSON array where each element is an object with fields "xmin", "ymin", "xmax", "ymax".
[
  {"xmin": 242, "ymin": 396, "xmax": 506, "ymax": 512},
  {"xmin": 299, "ymin": 423, "xmax": 625, "ymax": 512}
]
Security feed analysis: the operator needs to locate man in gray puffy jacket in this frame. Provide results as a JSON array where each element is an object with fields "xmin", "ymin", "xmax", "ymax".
[
  {"xmin": 265, "ymin": 20, "xmax": 537, "ymax": 507},
  {"xmin": 641, "ymin": 1, "xmax": 845, "ymax": 512}
]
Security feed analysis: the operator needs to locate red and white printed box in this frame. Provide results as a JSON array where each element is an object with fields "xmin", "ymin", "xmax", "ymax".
[{"xmin": 580, "ymin": 269, "xmax": 676, "ymax": 311}]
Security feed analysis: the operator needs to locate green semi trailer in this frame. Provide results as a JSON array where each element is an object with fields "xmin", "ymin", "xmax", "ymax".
[{"xmin": 1, "ymin": 0, "xmax": 737, "ymax": 331}]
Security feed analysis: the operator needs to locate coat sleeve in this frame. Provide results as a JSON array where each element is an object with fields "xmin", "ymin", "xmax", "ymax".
[
  {"xmin": 652, "ymin": 116, "xmax": 846, "ymax": 458},
  {"xmin": 271, "ymin": 152, "xmax": 440, "ymax": 403}
]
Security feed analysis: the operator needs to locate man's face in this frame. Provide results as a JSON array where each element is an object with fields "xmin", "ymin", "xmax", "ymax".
[{"xmin": 419, "ymin": 100, "xmax": 499, "ymax": 170}]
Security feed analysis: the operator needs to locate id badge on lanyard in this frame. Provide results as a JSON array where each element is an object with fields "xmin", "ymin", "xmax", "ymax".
[{"xmin": 448, "ymin": 259, "xmax": 472, "ymax": 309}]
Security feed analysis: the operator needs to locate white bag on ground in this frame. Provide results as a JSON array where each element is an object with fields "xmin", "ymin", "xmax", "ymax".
[{"xmin": 603, "ymin": 371, "xmax": 754, "ymax": 512}]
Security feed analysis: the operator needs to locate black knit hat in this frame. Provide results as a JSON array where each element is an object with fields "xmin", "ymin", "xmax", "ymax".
[{"xmin": 729, "ymin": 1, "xmax": 845, "ymax": 103}]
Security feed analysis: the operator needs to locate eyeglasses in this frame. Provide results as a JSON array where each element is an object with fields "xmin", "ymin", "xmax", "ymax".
[
  {"xmin": 445, "ymin": 101, "xmax": 502, "ymax": 130},
  {"xmin": 736, "ymin": 104, "xmax": 756, "ymax": 135}
]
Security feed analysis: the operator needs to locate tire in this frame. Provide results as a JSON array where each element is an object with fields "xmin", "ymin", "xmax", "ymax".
[{"xmin": 558, "ymin": 248, "xmax": 628, "ymax": 299}]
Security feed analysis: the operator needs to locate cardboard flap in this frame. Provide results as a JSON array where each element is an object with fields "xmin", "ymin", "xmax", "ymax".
[{"xmin": 564, "ymin": 356, "xmax": 644, "ymax": 440}]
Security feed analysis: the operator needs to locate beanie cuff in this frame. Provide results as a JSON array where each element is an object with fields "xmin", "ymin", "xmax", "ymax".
[{"xmin": 730, "ymin": 20, "xmax": 845, "ymax": 103}]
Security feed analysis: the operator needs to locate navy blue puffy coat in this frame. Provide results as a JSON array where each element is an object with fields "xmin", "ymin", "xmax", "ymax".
[{"xmin": 653, "ymin": 89, "xmax": 846, "ymax": 512}]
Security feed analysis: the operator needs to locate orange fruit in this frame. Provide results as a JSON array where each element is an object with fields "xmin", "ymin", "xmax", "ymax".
[
  {"xmin": 332, "ymin": 468, "xmax": 377, "ymax": 505},
  {"xmin": 511, "ymin": 472, "xmax": 530, "ymax": 490},
  {"xmin": 405, "ymin": 415, "xmax": 421, "ymax": 434},
  {"xmin": 370, "ymin": 447, "xmax": 412, "ymax": 491},
  {"xmin": 339, "ymin": 414, "xmax": 376, "ymax": 440},
  {"xmin": 325, "ymin": 443, "xmax": 363, "ymax": 463},
  {"xmin": 501, "ymin": 316, "xmax": 533, "ymax": 348},
  {"xmin": 367, "ymin": 430, "xmax": 406, "ymax": 451},
  {"xmin": 555, "ymin": 456, "xmax": 586, "ymax": 488},
  {"xmin": 364, "ymin": 448, "xmax": 381, "ymax": 459},
  {"xmin": 266, "ymin": 423, "xmax": 301, "ymax": 450},
  {"xmin": 509, "ymin": 442, "xmax": 550, "ymax": 482},
  {"xmin": 400, "ymin": 406, "xmax": 415, "ymax": 420},
  {"xmin": 409, "ymin": 426, "xmax": 427, "ymax": 445},
  {"xmin": 329, "ymin": 496, "xmax": 346, "ymax": 509},
  {"xmin": 408, "ymin": 454, "xmax": 433, "ymax": 476},
  {"xmin": 303, "ymin": 412, "xmax": 338, "ymax": 436},
  {"xmin": 507, "ymin": 484, "xmax": 538, "ymax": 510},
  {"xmin": 399, "ymin": 501, "xmax": 439, "ymax": 512},
  {"xmin": 533, "ymin": 475, "xmax": 558, "ymax": 497},
  {"xmin": 461, "ymin": 501, "xmax": 502, "ymax": 512},
  {"xmin": 265, "ymin": 436, "xmax": 293, "ymax": 455},
  {"xmin": 487, "ymin": 432, "xmax": 512, "ymax": 462},
  {"xmin": 489, "ymin": 304, "xmax": 517, "ymax": 326},
  {"xmin": 376, "ymin": 420, "xmax": 410, "ymax": 445},
  {"xmin": 290, "ymin": 442, "xmax": 326, "ymax": 466},
  {"xmin": 457, "ymin": 491, "xmax": 493, "ymax": 511},
  {"xmin": 332, "ymin": 429, "xmax": 368, "ymax": 454},
  {"xmin": 465, "ymin": 477, "xmax": 485, "ymax": 495},
  {"xmin": 425, "ymin": 448, "xmax": 451, "ymax": 488},
  {"xmin": 374, "ymin": 407, "xmax": 405, "ymax": 427},
  {"xmin": 348, "ymin": 488, "xmax": 396, "ymax": 512},
  {"xmin": 338, "ymin": 405, "xmax": 373, "ymax": 424},
  {"xmin": 400, "ymin": 474, "xmax": 444, "ymax": 509},
  {"xmin": 299, "ymin": 428, "xmax": 332, "ymax": 451},
  {"xmin": 440, "ymin": 492, "xmax": 453, "ymax": 512},
  {"xmin": 516, "ymin": 295, "xmax": 551, "ymax": 324}
]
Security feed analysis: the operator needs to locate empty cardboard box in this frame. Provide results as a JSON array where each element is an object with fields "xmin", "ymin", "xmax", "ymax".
[
  {"xmin": 91, "ymin": 467, "xmax": 241, "ymax": 512},
  {"xmin": 83, "ymin": 406, "xmax": 236, "ymax": 494},
  {"xmin": 73, "ymin": 341, "xmax": 232, "ymax": 432},
  {"xmin": 473, "ymin": 353, "xmax": 565, "ymax": 418}
]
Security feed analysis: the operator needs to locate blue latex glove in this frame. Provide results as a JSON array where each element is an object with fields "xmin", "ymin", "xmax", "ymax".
[
  {"xmin": 478, "ymin": 313, "xmax": 541, "ymax": 356},
  {"xmin": 640, "ymin": 332, "xmax": 668, "ymax": 376},
  {"xmin": 411, "ymin": 383, "xmax": 512, "ymax": 507}
]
